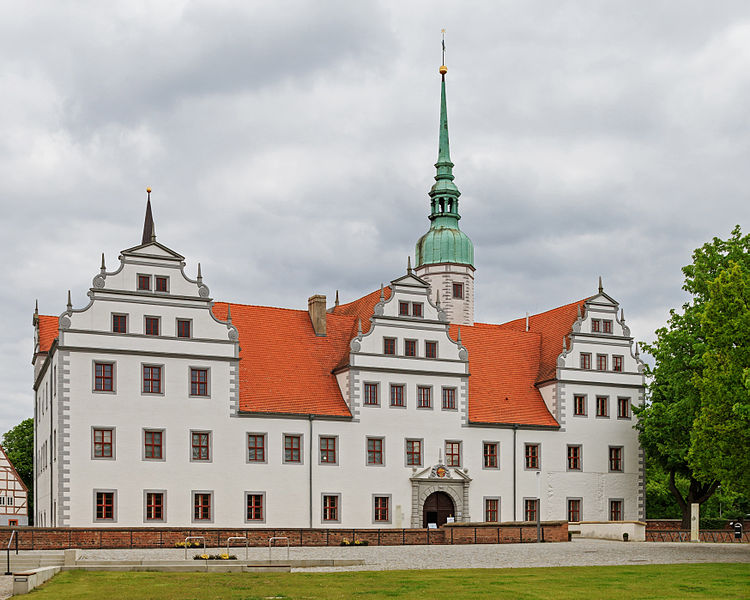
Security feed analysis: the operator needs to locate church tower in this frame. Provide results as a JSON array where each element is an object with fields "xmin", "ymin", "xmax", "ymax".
[{"xmin": 414, "ymin": 55, "xmax": 475, "ymax": 326}]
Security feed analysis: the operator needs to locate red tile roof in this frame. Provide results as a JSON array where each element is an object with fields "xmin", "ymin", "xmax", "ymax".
[
  {"xmin": 330, "ymin": 286, "xmax": 392, "ymax": 334},
  {"xmin": 37, "ymin": 315, "xmax": 59, "ymax": 353}
]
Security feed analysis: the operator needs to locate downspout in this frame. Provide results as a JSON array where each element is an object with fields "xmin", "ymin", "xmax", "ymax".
[
  {"xmin": 513, "ymin": 424, "xmax": 518, "ymax": 521},
  {"xmin": 308, "ymin": 415, "xmax": 314, "ymax": 529}
]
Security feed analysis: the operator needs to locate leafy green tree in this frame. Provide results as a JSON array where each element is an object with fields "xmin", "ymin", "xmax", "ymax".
[
  {"xmin": 2, "ymin": 417, "xmax": 34, "ymax": 520},
  {"xmin": 636, "ymin": 226, "xmax": 750, "ymax": 528}
]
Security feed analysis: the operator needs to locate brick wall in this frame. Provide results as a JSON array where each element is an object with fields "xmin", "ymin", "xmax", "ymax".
[{"xmin": 0, "ymin": 521, "xmax": 568, "ymax": 550}]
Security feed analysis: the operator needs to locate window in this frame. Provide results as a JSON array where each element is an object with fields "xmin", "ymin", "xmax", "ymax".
[
  {"xmin": 580, "ymin": 353, "xmax": 591, "ymax": 370},
  {"xmin": 412, "ymin": 303, "xmax": 423, "ymax": 318},
  {"xmin": 246, "ymin": 493, "xmax": 264, "ymax": 521},
  {"xmin": 525, "ymin": 443, "xmax": 539, "ymax": 469},
  {"xmin": 112, "ymin": 314, "xmax": 127, "ymax": 334},
  {"xmin": 573, "ymin": 394, "xmax": 586, "ymax": 416},
  {"xmin": 591, "ymin": 318, "xmax": 601, "ymax": 332},
  {"xmin": 95, "ymin": 491, "xmax": 114, "ymax": 520},
  {"xmin": 609, "ymin": 446, "xmax": 623, "ymax": 472},
  {"xmin": 568, "ymin": 499, "xmax": 581, "ymax": 522},
  {"xmin": 7, "ymin": 520, "xmax": 17, "ymax": 527},
  {"xmin": 525, "ymin": 498, "xmax": 539, "ymax": 522},
  {"xmin": 485, "ymin": 498, "xmax": 499, "ymax": 522},
  {"xmin": 364, "ymin": 383, "xmax": 379, "ymax": 406},
  {"xmin": 567, "ymin": 445, "xmax": 582, "ymax": 471},
  {"xmin": 144, "ymin": 430, "xmax": 163, "ymax": 460},
  {"xmin": 247, "ymin": 434, "xmax": 266, "ymax": 462},
  {"xmin": 94, "ymin": 362, "xmax": 114, "ymax": 392},
  {"xmin": 609, "ymin": 499, "xmax": 623, "ymax": 521},
  {"xmin": 417, "ymin": 386, "xmax": 431, "ymax": 408},
  {"xmin": 191, "ymin": 432, "xmax": 210, "ymax": 461},
  {"xmin": 374, "ymin": 496, "xmax": 389, "ymax": 522},
  {"xmin": 617, "ymin": 397, "xmax": 631, "ymax": 419},
  {"xmin": 425, "ymin": 341, "xmax": 437, "ymax": 358},
  {"xmin": 177, "ymin": 319, "xmax": 191, "ymax": 338},
  {"xmin": 190, "ymin": 368, "xmax": 208, "ymax": 396},
  {"xmin": 138, "ymin": 275, "xmax": 150, "ymax": 291},
  {"xmin": 453, "ymin": 282, "xmax": 463, "ymax": 299},
  {"xmin": 383, "ymin": 337, "xmax": 396, "ymax": 355},
  {"xmin": 194, "ymin": 493, "xmax": 211, "ymax": 521},
  {"xmin": 404, "ymin": 339, "xmax": 417, "ymax": 357},
  {"xmin": 390, "ymin": 384, "xmax": 405, "ymax": 407},
  {"xmin": 613, "ymin": 355, "xmax": 623, "ymax": 372},
  {"xmin": 322, "ymin": 494, "xmax": 339, "ymax": 522},
  {"xmin": 405, "ymin": 439, "xmax": 422, "ymax": 466},
  {"xmin": 399, "ymin": 302, "xmax": 410, "ymax": 316},
  {"xmin": 596, "ymin": 354, "xmax": 608, "ymax": 371},
  {"xmin": 93, "ymin": 428, "xmax": 113, "ymax": 458},
  {"xmin": 442, "ymin": 387, "xmax": 457, "ymax": 410},
  {"xmin": 367, "ymin": 437, "xmax": 383, "ymax": 465},
  {"xmin": 155, "ymin": 276, "xmax": 168, "ymax": 292},
  {"xmin": 483, "ymin": 442, "xmax": 498, "ymax": 469},
  {"xmin": 596, "ymin": 396, "xmax": 609, "ymax": 417},
  {"xmin": 603, "ymin": 320, "xmax": 613, "ymax": 334},
  {"xmin": 445, "ymin": 441, "xmax": 461, "ymax": 467},
  {"xmin": 284, "ymin": 434, "xmax": 301, "ymax": 463},
  {"xmin": 319, "ymin": 436, "xmax": 336, "ymax": 464},
  {"xmin": 145, "ymin": 317, "xmax": 160, "ymax": 336},
  {"xmin": 145, "ymin": 492, "xmax": 164, "ymax": 521},
  {"xmin": 142, "ymin": 365, "xmax": 162, "ymax": 394}
]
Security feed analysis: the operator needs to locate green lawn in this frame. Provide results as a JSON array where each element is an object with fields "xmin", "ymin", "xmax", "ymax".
[{"xmin": 28, "ymin": 563, "xmax": 749, "ymax": 599}]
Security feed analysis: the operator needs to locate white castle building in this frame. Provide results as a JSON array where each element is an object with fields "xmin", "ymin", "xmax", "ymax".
[{"xmin": 32, "ymin": 65, "xmax": 645, "ymax": 529}]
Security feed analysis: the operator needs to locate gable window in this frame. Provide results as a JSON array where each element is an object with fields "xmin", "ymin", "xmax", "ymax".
[
  {"xmin": 596, "ymin": 396, "xmax": 609, "ymax": 417},
  {"xmin": 603, "ymin": 319, "xmax": 613, "ymax": 333},
  {"xmin": 137, "ymin": 275, "xmax": 150, "ymax": 291},
  {"xmin": 452, "ymin": 282, "xmax": 463, "ymax": 299},
  {"xmin": 596, "ymin": 354, "xmax": 608, "ymax": 371},
  {"xmin": 591, "ymin": 319, "xmax": 601, "ymax": 332},
  {"xmin": 177, "ymin": 319, "xmax": 191, "ymax": 338},
  {"xmin": 383, "ymin": 337, "xmax": 396, "ymax": 355},
  {"xmin": 405, "ymin": 439, "xmax": 422, "ymax": 466},
  {"xmin": 390, "ymin": 384, "xmax": 405, "ymax": 407},
  {"xmin": 613, "ymin": 355, "xmax": 623, "ymax": 372},
  {"xmin": 247, "ymin": 493, "xmax": 264, "ymax": 521},
  {"xmin": 573, "ymin": 395, "xmax": 586, "ymax": 416},
  {"xmin": 609, "ymin": 446, "xmax": 623, "ymax": 472},
  {"xmin": 609, "ymin": 499, "xmax": 623, "ymax": 521},
  {"xmin": 155, "ymin": 276, "xmax": 168, "ymax": 292},
  {"xmin": 95, "ymin": 491, "xmax": 115, "ymax": 520},
  {"xmin": 525, "ymin": 498, "xmax": 539, "ymax": 522},
  {"xmin": 567, "ymin": 445, "xmax": 582, "ymax": 471},
  {"xmin": 442, "ymin": 387, "xmax": 457, "ymax": 410},
  {"xmin": 145, "ymin": 317, "xmax": 160, "ymax": 336},
  {"xmin": 94, "ymin": 362, "xmax": 114, "ymax": 392},
  {"xmin": 525, "ymin": 443, "xmax": 540, "ymax": 470},
  {"xmin": 412, "ymin": 303, "xmax": 423, "ymax": 318},
  {"xmin": 142, "ymin": 365, "xmax": 162, "ymax": 394},
  {"xmin": 445, "ymin": 441, "xmax": 461, "ymax": 467},
  {"xmin": 322, "ymin": 494, "xmax": 339, "ymax": 522},
  {"xmin": 191, "ymin": 432, "xmax": 210, "ymax": 461},
  {"xmin": 112, "ymin": 314, "xmax": 127, "ymax": 334},
  {"xmin": 374, "ymin": 496, "xmax": 390, "ymax": 522},
  {"xmin": 145, "ymin": 492, "xmax": 164, "ymax": 521},
  {"xmin": 483, "ymin": 442, "xmax": 499, "ymax": 469},
  {"xmin": 93, "ymin": 428, "xmax": 113, "ymax": 458},
  {"xmin": 417, "ymin": 386, "xmax": 432, "ymax": 408},
  {"xmin": 617, "ymin": 397, "xmax": 631, "ymax": 419},
  {"xmin": 144, "ymin": 430, "xmax": 163, "ymax": 460},
  {"xmin": 580, "ymin": 353, "xmax": 591, "ymax": 370},
  {"xmin": 193, "ymin": 492, "xmax": 211, "ymax": 521},
  {"xmin": 364, "ymin": 383, "xmax": 379, "ymax": 406},
  {"xmin": 404, "ymin": 339, "xmax": 417, "ymax": 357},
  {"xmin": 284, "ymin": 434, "xmax": 301, "ymax": 463},
  {"xmin": 485, "ymin": 498, "xmax": 499, "ymax": 522},
  {"xmin": 568, "ymin": 498, "xmax": 581, "ymax": 522},
  {"xmin": 367, "ymin": 437, "xmax": 384, "ymax": 465},
  {"xmin": 399, "ymin": 302, "xmax": 410, "ymax": 316},
  {"xmin": 190, "ymin": 368, "xmax": 208, "ymax": 396},
  {"xmin": 247, "ymin": 434, "xmax": 266, "ymax": 462},
  {"xmin": 319, "ymin": 436, "xmax": 336, "ymax": 464},
  {"xmin": 425, "ymin": 341, "xmax": 437, "ymax": 358}
]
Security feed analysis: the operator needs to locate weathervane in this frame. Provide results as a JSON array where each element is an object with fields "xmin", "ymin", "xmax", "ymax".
[
  {"xmin": 440, "ymin": 29, "xmax": 448, "ymax": 78},
  {"xmin": 441, "ymin": 28, "xmax": 446, "ymax": 65}
]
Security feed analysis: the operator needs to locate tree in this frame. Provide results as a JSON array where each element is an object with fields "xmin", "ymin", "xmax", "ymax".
[
  {"xmin": 2, "ymin": 418, "xmax": 34, "ymax": 521},
  {"xmin": 636, "ymin": 226, "xmax": 750, "ymax": 528}
]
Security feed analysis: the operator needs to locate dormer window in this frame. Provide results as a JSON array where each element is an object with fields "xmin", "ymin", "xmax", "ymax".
[
  {"xmin": 383, "ymin": 337, "xmax": 396, "ymax": 355},
  {"xmin": 155, "ymin": 276, "xmax": 168, "ymax": 293},
  {"xmin": 399, "ymin": 302, "xmax": 410, "ymax": 316},
  {"xmin": 412, "ymin": 303, "xmax": 423, "ymax": 318},
  {"xmin": 603, "ymin": 320, "xmax": 613, "ymax": 334},
  {"xmin": 591, "ymin": 319, "xmax": 601, "ymax": 332},
  {"xmin": 398, "ymin": 302, "xmax": 424, "ymax": 318},
  {"xmin": 452, "ymin": 283, "xmax": 463, "ymax": 299},
  {"xmin": 138, "ymin": 275, "xmax": 151, "ymax": 291}
]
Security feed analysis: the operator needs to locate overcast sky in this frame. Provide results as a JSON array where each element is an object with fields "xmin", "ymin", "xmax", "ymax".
[{"xmin": 1, "ymin": 1, "xmax": 747, "ymax": 435}]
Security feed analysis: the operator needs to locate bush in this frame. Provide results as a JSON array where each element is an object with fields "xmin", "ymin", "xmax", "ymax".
[
  {"xmin": 193, "ymin": 554, "xmax": 237, "ymax": 560},
  {"xmin": 175, "ymin": 541, "xmax": 203, "ymax": 548},
  {"xmin": 340, "ymin": 539, "xmax": 369, "ymax": 546},
  {"xmin": 700, "ymin": 518, "xmax": 727, "ymax": 530}
]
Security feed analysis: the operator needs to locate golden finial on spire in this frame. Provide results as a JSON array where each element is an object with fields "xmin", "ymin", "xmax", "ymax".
[{"xmin": 440, "ymin": 28, "xmax": 447, "ymax": 75}]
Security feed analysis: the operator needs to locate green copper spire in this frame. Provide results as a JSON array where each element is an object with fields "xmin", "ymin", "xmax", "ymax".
[{"xmin": 415, "ymin": 48, "xmax": 474, "ymax": 268}]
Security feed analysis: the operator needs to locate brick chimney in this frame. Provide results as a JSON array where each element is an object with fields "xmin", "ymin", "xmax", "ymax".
[{"xmin": 308, "ymin": 295, "xmax": 327, "ymax": 336}]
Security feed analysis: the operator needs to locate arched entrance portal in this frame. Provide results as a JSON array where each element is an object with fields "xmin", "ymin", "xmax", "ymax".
[{"xmin": 422, "ymin": 491, "xmax": 455, "ymax": 528}]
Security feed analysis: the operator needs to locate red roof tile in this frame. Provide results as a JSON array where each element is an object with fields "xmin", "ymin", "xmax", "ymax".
[
  {"xmin": 330, "ymin": 286, "xmax": 392, "ymax": 334},
  {"xmin": 37, "ymin": 315, "xmax": 59, "ymax": 353}
]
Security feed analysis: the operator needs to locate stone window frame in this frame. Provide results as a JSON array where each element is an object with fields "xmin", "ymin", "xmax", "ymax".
[
  {"xmin": 321, "ymin": 492, "xmax": 341, "ymax": 523},
  {"xmin": 572, "ymin": 393, "xmax": 587, "ymax": 417},
  {"xmin": 143, "ymin": 489, "xmax": 167, "ymax": 524},
  {"xmin": 282, "ymin": 433, "xmax": 304, "ymax": 465},
  {"xmin": 189, "ymin": 366, "xmax": 211, "ymax": 398},
  {"xmin": 444, "ymin": 440, "xmax": 462, "ymax": 467},
  {"xmin": 93, "ymin": 489, "xmax": 117, "ymax": 523},
  {"xmin": 318, "ymin": 435, "xmax": 339, "ymax": 466},
  {"xmin": 424, "ymin": 340, "xmax": 438, "ymax": 359},
  {"xmin": 595, "ymin": 395, "xmax": 610, "ymax": 418},
  {"xmin": 416, "ymin": 385, "xmax": 433, "ymax": 410},
  {"xmin": 141, "ymin": 363, "xmax": 165, "ymax": 396},
  {"xmin": 608, "ymin": 445, "xmax": 624, "ymax": 472},
  {"xmin": 366, "ymin": 436, "xmax": 385, "ymax": 467},
  {"xmin": 111, "ymin": 313, "xmax": 128, "ymax": 334},
  {"xmin": 363, "ymin": 381, "xmax": 380, "ymax": 406},
  {"xmin": 246, "ymin": 432, "xmax": 268, "ymax": 464},
  {"xmin": 602, "ymin": 319, "xmax": 613, "ymax": 334},
  {"xmin": 189, "ymin": 430, "xmax": 212, "ymax": 463},
  {"xmin": 484, "ymin": 496, "xmax": 500, "ymax": 522},
  {"xmin": 404, "ymin": 339, "xmax": 418, "ymax": 357},
  {"xmin": 566, "ymin": 444, "xmax": 583, "ymax": 471},
  {"xmin": 567, "ymin": 497, "xmax": 583, "ymax": 522},
  {"xmin": 398, "ymin": 301, "xmax": 410, "ymax": 317},
  {"xmin": 523, "ymin": 497, "xmax": 539, "ymax": 522},
  {"xmin": 154, "ymin": 275, "xmax": 170, "ymax": 294},
  {"xmin": 617, "ymin": 397, "xmax": 632, "ymax": 419},
  {"xmin": 524, "ymin": 442, "xmax": 541, "ymax": 470},
  {"xmin": 144, "ymin": 315, "xmax": 161, "ymax": 337},
  {"xmin": 92, "ymin": 360, "xmax": 116, "ymax": 394},
  {"xmin": 596, "ymin": 353, "xmax": 608, "ymax": 371},
  {"xmin": 441, "ymin": 386, "xmax": 458, "ymax": 411},
  {"xmin": 91, "ymin": 426, "xmax": 115, "ymax": 461},
  {"xmin": 191, "ymin": 490, "xmax": 213, "ymax": 524},
  {"xmin": 580, "ymin": 352, "xmax": 592, "ymax": 370},
  {"xmin": 372, "ymin": 494, "xmax": 392, "ymax": 524},
  {"xmin": 176, "ymin": 318, "xmax": 192, "ymax": 339},
  {"xmin": 405, "ymin": 438, "xmax": 423, "ymax": 467},
  {"xmin": 612, "ymin": 354, "xmax": 624, "ymax": 372},
  {"xmin": 142, "ymin": 428, "xmax": 166, "ymax": 462},
  {"xmin": 389, "ymin": 383, "xmax": 406, "ymax": 408},
  {"xmin": 482, "ymin": 441, "xmax": 500, "ymax": 470},
  {"xmin": 383, "ymin": 337, "xmax": 397, "ymax": 356},
  {"xmin": 452, "ymin": 282, "xmax": 464, "ymax": 299},
  {"xmin": 591, "ymin": 318, "xmax": 601, "ymax": 333},
  {"xmin": 137, "ymin": 273, "xmax": 151, "ymax": 291},
  {"xmin": 609, "ymin": 498, "xmax": 624, "ymax": 521},
  {"xmin": 245, "ymin": 491, "xmax": 266, "ymax": 524}
]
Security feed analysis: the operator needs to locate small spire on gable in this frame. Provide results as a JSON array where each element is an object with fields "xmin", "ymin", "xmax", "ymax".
[
  {"xmin": 141, "ymin": 188, "xmax": 156, "ymax": 245},
  {"xmin": 197, "ymin": 262, "xmax": 203, "ymax": 284},
  {"xmin": 226, "ymin": 303, "xmax": 232, "ymax": 323},
  {"xmin": 407, "ymin": 256, "xmax": 412, "ymax": 275},
  {"xmin": 357, "ymin": 318, "xmax": 363, "ymax": 336},
  {"xmin": 100, "ymin": 252, "xmax": 106, "ymax": 273},
  {"xmin": 67, "ymin": 290, "xmax": 72, "ymax": 311},
  {"xmin": 380, "ymin": 283, "xmax": 385, "ymax": 301},
  {"xmin": 335, "ymin": 290, "xmax": 340, "ymax": 307},
  {"xmin": 598, "ymin": 275, "xmax": 603, "ymax": 294}
]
